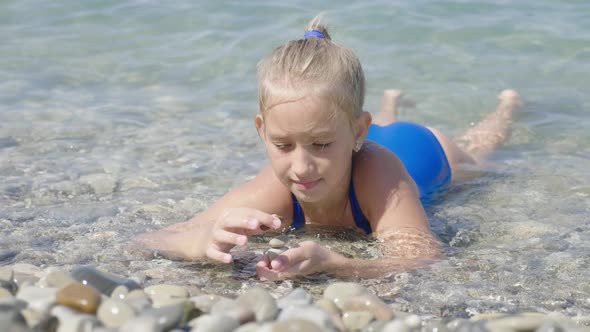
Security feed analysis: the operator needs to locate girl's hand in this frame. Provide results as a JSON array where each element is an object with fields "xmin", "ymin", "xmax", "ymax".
[
  {"xmin": 206, "ymin": 208, "xmax": 282, "ymax": 263},
  {"xmin": 255, "ymin": 241, "xmax": 344, "ymax": 281}
]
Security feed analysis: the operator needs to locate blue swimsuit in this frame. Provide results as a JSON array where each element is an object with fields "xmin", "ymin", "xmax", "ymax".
[{"xmin": 291, "ymin": 121, "xmax": 451, "ymax": 234}]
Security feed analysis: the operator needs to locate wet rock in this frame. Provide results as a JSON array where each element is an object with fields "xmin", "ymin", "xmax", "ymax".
[
  {"xmin": 277, "ymin": 288, "xmax": 313, "ymax": 309},
  {"xmin": 0, "ymin": 249, "xmax": 17, "ymax": 266},
  {"xmin": 36, "ymin": 267, "xmax": 75, "ymax": 289},
  {"xmin": 342, "ymin": 310, "xmax": 375, "ymax": 331},
  {"xmin": 0, "ymin": 299, "xmax": 28, "ymax": 329},
  {"xmin": 16, "ymin": 286, "xmax": 56, "ymax": 314},
  {"xmin": 139, "ymin": 302, "xmax": 188, "ymax": 330},
  {"xmin": 55, "ymin": 282, "xmax": 101, "ymax": 314},
  {"xmin": 79, "ymin": 173, "xmax": 117, "ymax": 195},
  {"xmin": 188, "ymin": 314, "xmax": 240, "ymax": 332},
  {"xmin": 484, "ymin": 312, "xmax": 546, "ymax": 331},
  {"xmin": 51, "ymin": 305, "xmax": 101, "ymax": 331},
  {"xmin": 110, "ymin": 285, "xmax": 129, "ymax": 300},
  {"xmin": 265, "ymin": 247, "xmax": 288, "ymax": 261},
  {"xmin": 323, "ymin": 282, "xmax": 370, "ymax": 308},
  {"xmin": 235, "ymin": 287, "xmax": 278, "ymax": 322},
  {"xmin": 190, "ymin": 294, "xmax": 227, "ymax": 313},
  {"xmin": 118, "ymin": 315, "xmax": 161, "ymax": 332},
  {"xmin": 97, "ymin": 298, "xmax": 136, "ymax": 328},
  {"xmin": 210, "ymin": 297, "xmax": 256, "ymax": 324},
  {"xmin": 315, "ymin": 298, "xmax": 340, "ymax": 316},
  {"xmin": 0, "ymin": 267, "xmax": 17, "ymax": 295},
  {"xmin": 272, "ymin": 318, "xmax": 324, "ymax": 332},
  {"xmin": 382, "ymin": 319, "xmax": 412, "ymax": 332},
  {"xmin": 70, "ymin": 265, "xmax": 140, "ymax": 296},
  {"xmin": 269, "ymin": 235, "xmax": 289, "ymax": 248},
  {"xmin": 144, "ymin": 284, "xmax": 189, "ymax": 308},
  {"xmin": 278, "ymin": 305, "xmax": 336, "ymax": 330},
  {"xmin": 339, "ymin": 293, "xmax": 394, "ymax": 321}
]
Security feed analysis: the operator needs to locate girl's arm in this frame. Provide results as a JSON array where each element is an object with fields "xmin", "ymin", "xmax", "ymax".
[
  {"xmin": 136, "ymin": 165, "xmax": 293, "ymax": 262},
  {"xmin": 256, "ymin": 143, "xmax": 441, "ymax": 280}
]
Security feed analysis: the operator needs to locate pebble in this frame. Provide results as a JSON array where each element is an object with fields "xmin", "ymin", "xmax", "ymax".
[
  {"xmin": 484, "ymin": 312, "xmax": 546, "ymax": 331},
  {"xmin": 272, "ymin": 318, "xmax": 324, "ymax": 332},
  {"xmin": 277, "ymin": 288, "xmax": 313, "ymax": 309},
  {"xmin": 55, "ymin": 282, "xmax": 102, "ymax": 314},
  {"xmin": 269, "ymin": 235, "xmax": 289, "ymax": 248},
  {"xmin": 110, "ymin": 285, "xmax": 129, "ymax": 300},
  {"xmin": 236, "ymin": 287, "xmax": 278, "ymax": 322},
  {"xmin": 339, "ymin": 293, "xmax": 394, "ymax": 320},
  {"xmin": 70, "ymin": 265, "xmax": 140, "ymax": 296},
  {"xmin": 190, "ymin": 294, "xmax": 226, "ymax": 313},
  {"xmin": 144, "ymin": 284, "xmax": 189, "ymax": 307},
  {"xmin": 265, "ymin": 247, "xmax": 288, "ymax": 261},
  {"xmin": 342, "ymin": 310, "xmax": 375, "ymax": 331},
  {"xmin": 188, "ymin": 314, "xmax": 240, "ymax": 332},
  {"xmin": 1, "ymin": 264, "xmax": 588, "ymax": 332},
  {"xmin": 0, "ymin": 249, "xmax": 17, "ymax": 266},
  {"xmin": 36, "ymin": 267, "xmax": 75, "ymax": 289},
  {"xmin": 16, "ymin": 285, "xmax": 57, "ymax": 314},
  {"xmin": 278, "ymin": 305, "xmax": 337, "ymax": 330},
  {"xmin": 323, "ymin": 282, "xmax": 370, "ymax": 308},
  {"xmin": 79, "ymin": 173, "xmax": 117, "ymax": 195},
  {"xmin": 97, "ymin": 298, "xmax": 136, "ymax": 328},
  {"xmin": 51, "ymin": 305, "xmax": 101, "ymax": 331}
]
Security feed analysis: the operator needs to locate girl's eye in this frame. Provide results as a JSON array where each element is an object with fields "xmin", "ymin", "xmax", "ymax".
[
  {"xmin": 313, "ymin": 143, "xmax": 332, "ymax": 149},
  {"xmin": 274, "ymin": 143, "xmax": 291, "ymax": 150}
]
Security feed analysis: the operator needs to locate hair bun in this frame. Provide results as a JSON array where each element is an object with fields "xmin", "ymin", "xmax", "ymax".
[{"xmin": 305, "ymin": 15, "xmax": 331, "ymax": 41}]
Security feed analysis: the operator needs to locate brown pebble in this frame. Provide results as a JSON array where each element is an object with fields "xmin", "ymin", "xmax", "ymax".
[{"xmin": 56, "ymin": 282, "xmax": 102, "ymax": 314}]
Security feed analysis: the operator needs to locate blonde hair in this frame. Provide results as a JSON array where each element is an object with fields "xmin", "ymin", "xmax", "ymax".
[{"xmin": 257, "ymin": 16, "xmax": 365, "ymax": 133}]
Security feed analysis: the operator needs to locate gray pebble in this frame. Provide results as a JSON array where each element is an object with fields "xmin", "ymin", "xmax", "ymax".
[
  {"xmin": 277, "ymin": 288, "xmax": 313, "ymax": 309},
  {"xmin": 278, "ymin": 305, "xmax": 336, "ymax": 330},
  {"xmin": 269, "ymin": 235, "xmax": 289, "ymax": 248},
  {"xmin": 342, "ymin": 311, "xmax": 375, "ymax": 331},
  {"xmin": 188, "ymin": 314, "xmax": 239, "ymax": 332},
  {"xmin": 236, "ymin": 287, "xmax": 278, "ymax": 322},
  {"xmin": 97, "ymin": 298, "xmax": 136, "ymax": 328}
]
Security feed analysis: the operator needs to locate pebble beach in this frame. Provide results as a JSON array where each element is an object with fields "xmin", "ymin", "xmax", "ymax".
[
  {"xmin": 2, "ymin": 239, "xmax": 590, "ymax": 332},
  {"xmin": 2, "ymin": 1, "xmax": 590, "ymax": 331}
]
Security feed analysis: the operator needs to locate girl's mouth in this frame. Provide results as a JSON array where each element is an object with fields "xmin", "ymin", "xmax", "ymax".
[{"xmin": 293, "ymin": 179, "xmax": 321, "ymax": 190}]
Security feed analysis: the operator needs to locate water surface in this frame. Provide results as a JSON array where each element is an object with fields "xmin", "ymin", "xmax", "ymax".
[{"xmin": 1, "ymin": 0, "xmax": 589, "ymax": 318}]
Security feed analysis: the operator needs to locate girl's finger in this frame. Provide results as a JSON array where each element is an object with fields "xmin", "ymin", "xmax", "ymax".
[
  {"xmin": 206, "ymin": 246, "xmax": 233, "ymax": 264},
  {"xmin": 212, "ymin": 229, "xmax": 248, "ymax": 246},
  {"xmin": 253, "ymin": 213, "xmax": 282, "ymax": 231}
]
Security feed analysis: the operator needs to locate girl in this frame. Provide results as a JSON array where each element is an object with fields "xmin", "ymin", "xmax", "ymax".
[{"xmin": 138, "ymin": 17, "xmax": 522, "ymax": 281}]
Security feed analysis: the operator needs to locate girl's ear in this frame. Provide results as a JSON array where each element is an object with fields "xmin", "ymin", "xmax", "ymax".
[
  {"xmin": 255, "ymin": 114, "xmax": 266, "ymax": 140},
  {"xmin": 355, "ymin": 111, "xmax": 372, "ymax": 142}
]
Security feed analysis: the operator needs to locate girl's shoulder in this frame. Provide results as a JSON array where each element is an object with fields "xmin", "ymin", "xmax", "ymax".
[{"xmin": 352, "ymin": 141, "xmax": 420, "ymax": 220}]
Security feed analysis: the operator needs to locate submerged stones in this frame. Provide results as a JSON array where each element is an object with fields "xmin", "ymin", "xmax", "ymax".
[
  {"xmin": 0, "ymin": 263, "xmax": 589, "ymax": 331},
  {"xmin": 265, "ymin": 235, "xmax": 290, "ymax": 261}
]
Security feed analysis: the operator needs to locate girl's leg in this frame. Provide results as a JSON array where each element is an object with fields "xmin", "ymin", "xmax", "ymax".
[
  {"xmin": 373, "ymin": 89, "xmax": 414, "ymax": 126},
  {"xmin": 427, "ymin": 89, "xmax": 523, "ymax": 176}
]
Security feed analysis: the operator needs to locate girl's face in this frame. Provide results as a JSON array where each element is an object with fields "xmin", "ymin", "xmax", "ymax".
[{"xmin": 257, "ymin": 96, "xmax": 357, "ymax": 203}]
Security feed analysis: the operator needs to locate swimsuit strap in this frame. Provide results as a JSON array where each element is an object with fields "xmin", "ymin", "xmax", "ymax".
[
  {"xmin": 349, "ymin": 175, "xmax": 372, "ymax": 234},
  {"xmin": 290, "ymin": 178, "xmax": 372, "ymax": 234},
  {"xmin": 290, "ymin": 193, "xmax": 305, "ymax": 230}
]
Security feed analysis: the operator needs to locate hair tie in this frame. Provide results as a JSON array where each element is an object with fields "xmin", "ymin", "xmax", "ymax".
[{"xmin": 304, "ymin": 29, "xmax": 324, "ymax": 39}]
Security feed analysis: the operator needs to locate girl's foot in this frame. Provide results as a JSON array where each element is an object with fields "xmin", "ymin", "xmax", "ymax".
[{"xmin": 373, "ymin": 89, "xmax": 415, "ymax": 126}]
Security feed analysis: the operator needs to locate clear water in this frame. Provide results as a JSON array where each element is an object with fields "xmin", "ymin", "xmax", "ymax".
[{"xmin": 1, "ymin": 0, "xmax": 589, "ymax": 319}]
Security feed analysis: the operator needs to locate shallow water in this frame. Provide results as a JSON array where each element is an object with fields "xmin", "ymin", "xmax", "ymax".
[{"xmin": 1, "ymin": 0, "xmax": 589, "ymax": 319}]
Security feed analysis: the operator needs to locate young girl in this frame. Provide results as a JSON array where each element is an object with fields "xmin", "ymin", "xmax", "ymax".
[{"xmin": 138, "ymin": 17, "xmax": 522, "ymax": 280}]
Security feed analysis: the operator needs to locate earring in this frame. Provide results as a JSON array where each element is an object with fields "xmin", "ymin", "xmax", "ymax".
[{"xmin": 354, "ymin": 140, "xmax": 363, "ymax": 152}]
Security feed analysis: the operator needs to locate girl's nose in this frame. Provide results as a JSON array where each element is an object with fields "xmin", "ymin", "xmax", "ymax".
[{"xmin": 291, "ymin": 146, "xmax": 315, "ymax": 177}]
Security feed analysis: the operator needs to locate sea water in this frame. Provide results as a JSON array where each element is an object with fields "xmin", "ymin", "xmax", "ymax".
[{"xmin": 1, "ymin": 0, "xmax": 589, "ymax": 318}]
